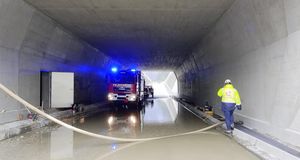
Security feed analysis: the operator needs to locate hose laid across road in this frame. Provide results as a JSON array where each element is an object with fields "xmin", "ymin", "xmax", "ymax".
[{"xmin": 0, "ymin": 83, "xmax": 223, "ymax": 142}]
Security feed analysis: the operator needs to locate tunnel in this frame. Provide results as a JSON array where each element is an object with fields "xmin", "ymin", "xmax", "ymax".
[{"xmin": 0, "ymin": 0, "xmax": 300, "ymax": 159}]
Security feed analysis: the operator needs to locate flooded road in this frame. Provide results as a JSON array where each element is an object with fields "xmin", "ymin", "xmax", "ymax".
[{"xmin": 0, "ymin": 98, "xmax": 259, "ymax": 160}]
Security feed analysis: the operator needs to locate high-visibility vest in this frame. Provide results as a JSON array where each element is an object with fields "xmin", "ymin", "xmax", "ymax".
[{"xmin": 217, "ymin": 84, "xmax": 241, "ymax": 105}]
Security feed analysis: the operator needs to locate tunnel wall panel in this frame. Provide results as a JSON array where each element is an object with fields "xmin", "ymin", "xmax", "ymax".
[
  {"xmin": 0, "ymin": 0, "xmax": 112, "ymax": 124},
  {"xmin": 176, "ymin": 0, "xmax": 300, "ymax": 147}
]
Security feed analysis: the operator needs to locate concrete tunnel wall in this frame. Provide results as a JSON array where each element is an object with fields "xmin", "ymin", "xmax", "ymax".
[
  {"xmin": 0, "ymin": 0, "xmax": 114, "ymax": 124},
  {"xmin": 1, "ymin": 0, "xmax": 299, "ymax": 150},
  {"xmin": 175, "ymin": 0, "xmax": 300, "ymax": 147}
]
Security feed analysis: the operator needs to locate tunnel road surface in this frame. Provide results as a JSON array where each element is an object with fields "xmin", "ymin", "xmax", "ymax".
[{"xmin": 0, "ymin": 98, "xmax": 259, "ymax": 160}]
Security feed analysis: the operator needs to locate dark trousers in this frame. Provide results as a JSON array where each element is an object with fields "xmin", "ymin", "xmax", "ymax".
[{"xmin": 221, "ymin": 102, "xmax": 236, "ymax": 130}]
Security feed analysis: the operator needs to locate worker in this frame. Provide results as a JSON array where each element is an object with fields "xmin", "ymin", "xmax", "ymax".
[{"xmin": 217, "ymin": 79, "xmax": 242, "ymax": 134}]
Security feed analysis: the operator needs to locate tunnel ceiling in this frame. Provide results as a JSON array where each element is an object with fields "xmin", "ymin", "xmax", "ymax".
[{"xmin": 25, "ymin": 0, "xmax": 234, "ymax": 69}]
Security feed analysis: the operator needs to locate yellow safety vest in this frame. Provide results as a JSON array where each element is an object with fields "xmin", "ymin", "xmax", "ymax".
[{"xmin": 217, "ymin": 84, "xmax": 241, "ymax": 105}]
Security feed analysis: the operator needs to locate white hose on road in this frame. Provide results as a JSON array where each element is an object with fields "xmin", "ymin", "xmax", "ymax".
[{"xmin": 0, "ymin": 83, "xmax": 223, "ymax": 142}]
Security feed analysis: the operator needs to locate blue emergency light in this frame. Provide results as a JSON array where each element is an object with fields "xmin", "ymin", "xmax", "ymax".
[
  {"xmin": 111, "ymin": 67, "xmax": 118, "ymax": 73},
  {"xmin": 131, "ymin": 69, "xmax": 136, "ymax": 72}
]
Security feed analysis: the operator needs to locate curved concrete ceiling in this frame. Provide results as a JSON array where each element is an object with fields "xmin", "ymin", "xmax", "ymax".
[{"xmin": 24, "ymin": 0, "xmax": 234, "ymax": 69}]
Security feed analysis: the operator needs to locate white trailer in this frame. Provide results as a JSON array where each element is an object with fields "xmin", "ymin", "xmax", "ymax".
[{"xmin": 41, "ymin": 72, "xmax": 74, "ymax": 108}]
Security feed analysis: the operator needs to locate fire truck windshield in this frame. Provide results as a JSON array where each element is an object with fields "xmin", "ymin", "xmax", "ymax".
[{"xmin": 109, "ymin": 73, "xmax": 135, "ymax": 84}]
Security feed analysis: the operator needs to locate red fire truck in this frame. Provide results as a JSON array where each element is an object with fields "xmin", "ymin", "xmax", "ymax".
[{"xmin": 107, "ymin": 68, "xmax": 145, "ymax": 107}]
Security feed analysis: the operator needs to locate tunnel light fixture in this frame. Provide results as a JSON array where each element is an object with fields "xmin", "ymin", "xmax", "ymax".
[{"xmin": 111, "ymin": 67, "xmax": 118, "ymax": 73}]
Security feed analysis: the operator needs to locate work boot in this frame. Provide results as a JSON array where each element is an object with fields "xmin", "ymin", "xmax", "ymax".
[
  {"xmin": 225, "ymin": 130, "xmax": 232, "ymax": 134},
  {"xmin": 231, "ymin": 124, "xmax": 235, "ymax": 130}
]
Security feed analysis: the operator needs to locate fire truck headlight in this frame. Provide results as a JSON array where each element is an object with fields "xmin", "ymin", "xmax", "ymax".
[
  {"xmin": 128, "ymin": 94, "xmax": 136, "ymax": 101},
  {"xmin": 108, "ymin": 116, "xmax": 114, "ymax": 125},
  {"xmin": 129, "ymin": 115, "xmax": 137, "ymax": 124},
  {"xmin": 108, "ymin": 93, "xmax": 114, "ymax": 101}
]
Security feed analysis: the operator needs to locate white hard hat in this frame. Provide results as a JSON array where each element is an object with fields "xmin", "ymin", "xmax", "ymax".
[{"xmin": 224, "ymin": 79, "xmax": 232, "ymax": 84}]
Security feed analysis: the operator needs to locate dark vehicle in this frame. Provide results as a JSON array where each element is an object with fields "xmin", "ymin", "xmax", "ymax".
[
  {"xmin": 144, "ymin": 87, "xmax": 149, "ymax": 98},
  {"xmin": 144, "ymin": 86, "xmax": 154, "ymax": 98},
  {"xmin": 107, "ymin": 68, "xmax": 145, "ymax": 108},
  {"xmin": 149, "ymin": 86, "xmax": 154, "ymax": 98}
]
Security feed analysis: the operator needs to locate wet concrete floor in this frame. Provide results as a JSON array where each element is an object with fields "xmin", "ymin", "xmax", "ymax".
[{"xmin": 0, "ymin": 98, "xmax": 259, "ymax": 160}]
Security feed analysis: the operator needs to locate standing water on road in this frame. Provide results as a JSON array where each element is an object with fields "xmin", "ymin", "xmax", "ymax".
[{"xmin": 0, "ymin": 98, "xmax": 259, "ymax": 160}]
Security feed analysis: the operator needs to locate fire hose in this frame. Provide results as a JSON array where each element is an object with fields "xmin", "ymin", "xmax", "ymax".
[{"xmin": 0, "ymin": 83, "xmax": 223, "ymax": 142}]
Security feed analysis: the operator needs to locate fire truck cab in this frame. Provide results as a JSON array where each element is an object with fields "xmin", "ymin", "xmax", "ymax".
[{"xmin": 107, "ymin": 68, "xmax": 145, "ymax": 107}]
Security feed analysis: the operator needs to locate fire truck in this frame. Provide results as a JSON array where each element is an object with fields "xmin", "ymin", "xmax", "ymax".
[{"xmin": 107, "ymin": 68, "xmax": 145, "ymax": 107}]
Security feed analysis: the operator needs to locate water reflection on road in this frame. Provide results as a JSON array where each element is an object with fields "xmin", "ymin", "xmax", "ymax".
[{"xmin": 0, "ymin": 98, "xmax": 259, "ymax": 160}]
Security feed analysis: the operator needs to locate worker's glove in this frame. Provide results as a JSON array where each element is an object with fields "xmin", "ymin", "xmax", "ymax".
[{"xmin": 236, "ymin": 105, "xmax": 242, "ymax": 110}]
